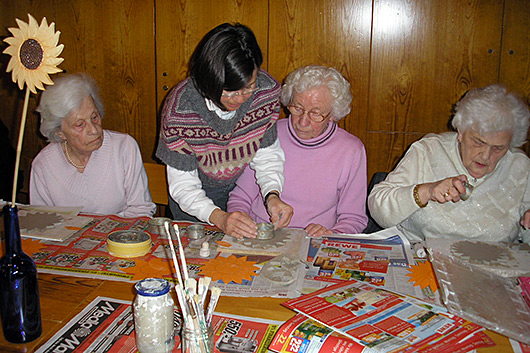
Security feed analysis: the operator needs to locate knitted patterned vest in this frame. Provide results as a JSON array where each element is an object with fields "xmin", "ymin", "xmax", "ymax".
[{"xmin": 156, "ymin": 69, "xmax": 280, "ymax": 188}]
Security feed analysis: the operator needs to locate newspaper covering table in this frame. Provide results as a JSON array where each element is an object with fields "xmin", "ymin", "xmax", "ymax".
[
  {"xmin": 19, "ymin": 215, "xmax": 305, "ymax": 297},
  {"xmin": 35, "ymin": 296, "xmax": 282, "ymax": 353},
  {"xmin": 18, "ymin": 215, "xmax": 439, "ymax": 300},
  {"xmin": 279, "ymin": 280, "xmax": 496, "ymax": 352}
]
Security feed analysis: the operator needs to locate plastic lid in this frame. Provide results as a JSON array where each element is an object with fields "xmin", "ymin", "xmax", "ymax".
[{"xmin": 134, "ymin": 278, "xmax": 170, "ymax": 296}]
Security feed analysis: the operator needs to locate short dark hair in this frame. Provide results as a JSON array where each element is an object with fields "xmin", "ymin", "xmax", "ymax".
[{"xmin": 189, "ymin": 23, "xmax": 263, "ymax": 108}]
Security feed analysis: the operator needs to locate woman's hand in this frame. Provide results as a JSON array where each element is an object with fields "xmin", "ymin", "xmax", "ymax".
[
  {"xmin": 305, "ymin": 223, "xmax": 332, "ymax": 237},
  {"xmin": 265, "ymin": 194, "xmax": 294, "ymax": 229},
  {"xmin": 521, "ymin": 209, "xmax": 530, "ymax": 230},
  {"xmin": 417, "ymin": 175, "xmax": 468, "ymax": 205},
  {"xmin": 209, "ymin": 209, "xmax": 257, "ymax": 239}
]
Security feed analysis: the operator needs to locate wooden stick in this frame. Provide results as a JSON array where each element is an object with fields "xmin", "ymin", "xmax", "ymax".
[
  {"xmin": 11, "ymin": 87, "xmax": 30, "ymax": 207},
  {"xmin": 173, "ymin": 224, "xmax": 189, "ymax": 280},
  {"xmin": 164, "ymin": 221, "xmax": 183, "ymax": 286}
]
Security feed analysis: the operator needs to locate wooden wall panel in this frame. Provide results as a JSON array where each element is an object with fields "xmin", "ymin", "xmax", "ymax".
[
  {"xmin": 155, "ymin": 0, "xmax": 270, "ymax": 110},
  {"xmin": 369, "ymin": 0, "xmax": 503, "ymax": 134},
  {"xmin": 366, "ymin": 0, "xmax": 505, "ymax": 176},
  {"xmin": 1, "ymin": 0, "xmax": 530, "ymax": 200},
  {"xmin": 268, "ymin": 0, "xmax": 372, "ymax": 142},
  {"xmin": 364, "ymin": 131, "xmax": 423, "ymax": 175},
  {"xmin": 500, "ymin": 0, "xmax": 530, "ymax": 155},
  {"xmin": 54, "ymin": 0, "xmax": 157, "ymax": 161}
]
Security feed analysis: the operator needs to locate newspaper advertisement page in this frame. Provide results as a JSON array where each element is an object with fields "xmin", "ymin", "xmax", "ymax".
[
  {"xmin": 281, "ymin": 280, "xmax": 494, "ymax": 352},
  {"xmin": 305, "ymin": 238, "xmax": 393, "ymax": 285},
  {"xmin": 269, "ymin": 313, "xmax": 370, "ymax": 353},
  {"xmin": 297, "ymin": 228, "xmax": 430, "ymax": 303},
  {"xmin": 35, "ymin": 296, "xmax": 282, "ymax": 353},
  {"xmin": 270, "ymin": 314, "xmax": 495, "ymax": 353}
]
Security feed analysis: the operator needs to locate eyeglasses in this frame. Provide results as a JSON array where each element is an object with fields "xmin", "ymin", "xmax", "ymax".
[
  {"xmin": 221, "ymin": 85, "xmax": 261, "ymax": 98},
  {"xmin": 287, "ymin": 105, "xmax": 331, "ymax": 123}
]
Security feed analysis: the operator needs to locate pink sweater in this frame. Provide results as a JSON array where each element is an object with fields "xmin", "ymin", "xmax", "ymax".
[
  {"xmin": 30, "ymin": 130, "xmax": 155, "ymax": 218},
  {"xmin": 228, "ymin": 118, "xmax": 368, "ymax": 233}
]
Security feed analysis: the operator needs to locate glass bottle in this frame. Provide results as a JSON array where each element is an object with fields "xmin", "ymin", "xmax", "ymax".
[
  {"xmin": 0, "ymin": 205, "xmax": 42, "ymax": 343},
  {"xmin": 133, "ymin": 278, "xmax": 175, "ymax": 353}
]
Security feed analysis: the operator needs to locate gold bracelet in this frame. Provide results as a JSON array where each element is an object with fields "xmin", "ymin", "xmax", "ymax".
[{"xmin": 413, "ymin": 184, "xmax": 427, "ymax": 208}]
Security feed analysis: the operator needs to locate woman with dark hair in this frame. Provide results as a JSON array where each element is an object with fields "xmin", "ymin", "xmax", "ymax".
[{"xmin": 156, "ymin": 23, "xmax": 293, "ymax": 239}]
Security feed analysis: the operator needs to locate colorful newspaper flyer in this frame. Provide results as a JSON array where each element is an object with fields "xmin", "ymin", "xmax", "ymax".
[
  {"xmin": 306, "ymin": 238, "xmax": 392, "ymax": 285},
  {"xmin": 280, "ymin": 280, "xmax": 495, "ymax": 353},
  {"xmin": 269, "ymin": 314, "xmax": 368, "ymax": 353}
]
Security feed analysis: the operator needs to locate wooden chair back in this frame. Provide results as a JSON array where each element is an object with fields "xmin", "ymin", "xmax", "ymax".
[{"xmin": 143, "ymin": 162, "xmax": 169, "ymax": 206}]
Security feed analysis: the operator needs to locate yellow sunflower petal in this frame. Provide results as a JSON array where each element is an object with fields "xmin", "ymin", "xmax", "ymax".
[
  {"xmin": 15, "ymin": 17, "xmax": 29, "ymax": 35},
  {"xmin": 40, "ymin": 64, "xmax": 63, "ymax": 75},
  {"xmin": 27, "ymin": 14, "xmax": 39, "ymax": 37},
  {"xmin": 3, "ymin": 36, "xmax": 22, "ymax": 46},
  {"xmin": 38, "ymin": 72, "xmax": 54, "ymax": 86},
  {"xmin": 17, "ymin": 75, "xmax": 26, "ymax": 91},
  {"xmin": 3, "ymin": 45, "xmax": 19, "ymax": 56},
  {"xmin": 29, "ymin": 69, "xmax": 47, "ymax": 86},
  {"xmin": 6, "ymin": 58, "xmax": 17, "ymax": 73},
  {"xmin": 37, "ymin": 17, "xmax": 50, "ymax": 36},
  {"xmin": 45, "ymin": 44, "xmax": 64, "ymax": 57},
  {"xmin": 6, "ymin": 26, "xmax": 22, "ymax": 39}
]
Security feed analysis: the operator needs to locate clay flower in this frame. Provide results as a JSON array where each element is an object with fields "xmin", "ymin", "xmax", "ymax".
[{"xmin": 3, "ymin": 13, "xmax": 64, "ymax": 94}]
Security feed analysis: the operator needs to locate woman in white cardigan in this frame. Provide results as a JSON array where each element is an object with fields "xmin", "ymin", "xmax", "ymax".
[{"xmin": 368, "ymin": 84, "xmax": 530, "ymax": 243}]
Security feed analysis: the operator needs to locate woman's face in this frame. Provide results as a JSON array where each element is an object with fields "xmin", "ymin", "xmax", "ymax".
[
  {"xmin": 220, "ymin": 69, "xmax": 258, "ymax": 111},
  {"xmin": 458, "ymin": 128, "xmax": 512, "ymax": 179},
  {"xmin": 56, "ymin": 96, "xmax": 104, "ymax": 154},
  {"xmin": 289, "ymin": 86, "xmax": 334, "ymax": 140}
]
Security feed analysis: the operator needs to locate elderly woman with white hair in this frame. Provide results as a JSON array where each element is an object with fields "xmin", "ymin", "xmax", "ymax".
[
  {"xmin": 228, "ymin": 65, "xmax": 368, "ymax": 237},
  {"xmin": 30, "ymin": 73, "xmax": 155, "ymax": 217},
  {"xmin": 368, "ymin": 84, "xmax": 530, "ymax": 243}
]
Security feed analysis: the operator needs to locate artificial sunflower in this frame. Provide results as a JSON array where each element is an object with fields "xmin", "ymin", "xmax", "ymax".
[{"xmin": 3, "ymin": 13, "xmax": 64, "ymax": 94}]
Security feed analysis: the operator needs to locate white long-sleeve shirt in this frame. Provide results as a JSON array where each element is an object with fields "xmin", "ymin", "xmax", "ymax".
[{"xmin": 167, "ymin": 138, "xmax": 285, "ymax": 223}]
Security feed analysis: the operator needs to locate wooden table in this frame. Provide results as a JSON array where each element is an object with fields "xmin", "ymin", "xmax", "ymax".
[{"xmin": 0, "ymin": 273, "xmax": 518, "ymax": 352}]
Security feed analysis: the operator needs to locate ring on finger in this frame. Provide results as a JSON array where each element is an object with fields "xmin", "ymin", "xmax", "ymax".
[{"xmin": 443, "ymin": 192, "xmax": 450, "ymax": 198}]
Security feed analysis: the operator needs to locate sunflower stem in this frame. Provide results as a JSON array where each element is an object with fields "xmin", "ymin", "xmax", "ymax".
[{"xmin": 11, "ymin": 86, "xmax": 31, "ymax": 207}]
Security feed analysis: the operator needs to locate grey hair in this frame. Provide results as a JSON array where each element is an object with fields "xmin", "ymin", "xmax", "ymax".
[
  {"xmin": 37, "ymin": 73, "xmax": 104, "ymax": 142},
  {"xmin": 280, "ymin": 65, "xmax": 352, "ymax": 121},
  {"xmin": 452, "ymin": 84, "xmax": 530, "ymax": 148}
]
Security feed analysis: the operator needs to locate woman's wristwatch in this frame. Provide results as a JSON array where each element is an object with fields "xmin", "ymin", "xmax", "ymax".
[{"xmin": 264, "ymin": 191, "xmax": 280, "ymax": 208}]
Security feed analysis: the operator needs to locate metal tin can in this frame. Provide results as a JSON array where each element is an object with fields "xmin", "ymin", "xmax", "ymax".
[
  {"xmin": 133, "ymin": 278, "xmax": 175, "ymax": 353},
  {"xmin": 256, "ymin": 223, "xmax": 274, "ymax": 240},
  {"xmin": 187, "ymin": 224, "xmax": 205, "ymax": 239}
]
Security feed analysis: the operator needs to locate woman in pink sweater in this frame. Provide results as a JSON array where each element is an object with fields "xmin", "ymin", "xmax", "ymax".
[
  {"xmin": 228, "ymin": 66, "xmax": 368, "ymax": 236},
  {"xmin": 30, "ymin": 73, "xmax": 155, "ymax": 218}
]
